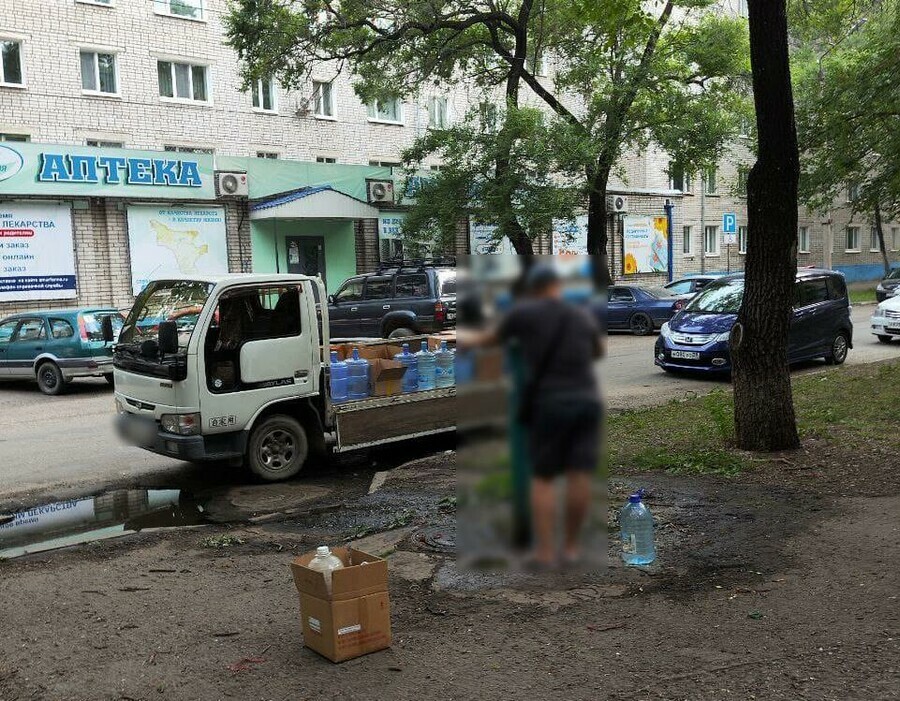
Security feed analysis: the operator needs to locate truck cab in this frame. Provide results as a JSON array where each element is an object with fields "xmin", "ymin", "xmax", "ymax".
[{"xmin": 113, "ymin": 274, "xmax": 454, "ymax": 481}]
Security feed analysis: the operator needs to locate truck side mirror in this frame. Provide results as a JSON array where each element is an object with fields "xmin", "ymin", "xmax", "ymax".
[
  {"xmin": 158, "ymin": 321, "xmax": 179, "ymax": 355},
  {"xmin": 101, "ymin": 315, "xmax": 115, "ymax": 344}
]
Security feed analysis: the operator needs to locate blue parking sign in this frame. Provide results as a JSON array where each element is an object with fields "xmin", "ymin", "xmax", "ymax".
[{"xmin": 722, "ymin": 212, "xmax": 737, "ymax": 234}]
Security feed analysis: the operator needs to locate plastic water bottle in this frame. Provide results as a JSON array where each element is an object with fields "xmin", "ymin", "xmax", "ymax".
[
  {"xmin": 307, "ymin": 545, "xmax": 345, "ymax": 595},
  {"xmin": 346, "ymin": 348, "xmax": 370, "ymax": 400},
  {"xmin": 329, "ymin": 351, "xmax": 349, "ymax": 403},
  {"xmin": 619, "ymin": 491, "xmax": 656, "ymax": 566},
  {"xmin": 394, "ymin": 343, "xmax": 419, "ymax": 393},
  {"xmin": 416, "ymin": 340, "xmax": 436, "ymax": 391},
  {"xmin": 434, "ymin": 340, "xmax": 455, "ymax": 388}
]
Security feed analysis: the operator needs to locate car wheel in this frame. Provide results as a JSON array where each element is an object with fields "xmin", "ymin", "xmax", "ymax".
[
  {"xmin": 629, "ymin": 313, "xmax": 654, "ymax": 336},
  {"xmin": 387, "ymin": 327, "xmax": 416, "ymax": 339},
  {"xmin": 246, "ymin": 415, "xmax": 308, "ymax": 482},
  {"xmin": 36, "ymin": 362, "xmax": 66, "ymax": 396},
  {"xmin": 104, "ymin": 373, "xmax": 115, "ymax": 386},
  {"xmin": 825, "ymin": 333, "xmax": 849, "ymax": 365},
  {"xmin": 877, "ymin": 335, "xmax": 894, "ymax": 344}
]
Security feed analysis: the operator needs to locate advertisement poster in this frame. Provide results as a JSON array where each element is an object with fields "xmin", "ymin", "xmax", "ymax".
[
  {"xmin": 469, "ymin": 220, "xmax": 514, "ymax": 255},
  {"xmin": 0, "ymin": 203, "xmax": 77, "ymax": 301},
  {"xmin": 552, "ymin": 215, "xmax": 589, "ymax": 255},
  {"xmin": 127, "ymin": 206, "xmax": 228, "ymax": 295},
  {"xmin": 623, "ymin": 215, "xmax": 669, "ymax": 274}
]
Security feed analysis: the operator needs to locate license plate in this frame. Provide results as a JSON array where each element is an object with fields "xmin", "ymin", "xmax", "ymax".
[{"xmin": 670, "ymin": 350, "xmax": 700, "ymax": 360}]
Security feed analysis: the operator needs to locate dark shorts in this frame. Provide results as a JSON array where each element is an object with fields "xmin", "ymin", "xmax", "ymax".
[{"xmin": 529, "ymin": 396, "xmax": 603, "ymax": 479}]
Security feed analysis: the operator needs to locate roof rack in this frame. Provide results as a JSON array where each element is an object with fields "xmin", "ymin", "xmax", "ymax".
[{"xmin": 375, "ymin": 256, "xmax": 457, "ymax": 273}]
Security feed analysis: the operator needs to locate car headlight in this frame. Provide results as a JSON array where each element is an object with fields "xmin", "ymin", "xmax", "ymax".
[
  {"xmin": 660, "ymin": 322, "xmax": 671, "ymax": 338},
  {"xmin": 160, "ymin": 413, "xmax": 201, "ymax": 436},
  {"xmin": 715, "ymin": 331, "xmax": 732, "ymax": 343},
  {"xmin": 877, "ymin": 283, "xmax": 885, "ymax": 291}
]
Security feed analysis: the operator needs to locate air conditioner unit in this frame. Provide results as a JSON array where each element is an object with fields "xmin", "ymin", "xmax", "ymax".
[
  {"xmin": 367, "ymin": 179, "xmax": 395, "ymax": 204},
  {"xmin": 216, "ymin": 171, "xmax": 249, "ymax": 197},
  {"xmin": 607, "ymin": 194, "xmax": 628, "ymax": 213}
]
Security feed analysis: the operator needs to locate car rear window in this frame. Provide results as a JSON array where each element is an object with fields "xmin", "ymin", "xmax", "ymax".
[
  {"xmin": 438, "ymin": 272, "xmax": 456, "ymax": 296},
  {"xmin": 365, "ymin": 277, "xmax": 393, "ymax": 300},
  {"xmin": 395, "ymin": 273, "xmax": 429, "ymax": 298},
  {"xmin": 49, "ymin": 318, "xmax": 75, "ymax": 339},
  {"xmin": 826, "ymin": 275, "xmax": 848, "ymax": 300},
  {"xmin": 81, "ymin": 312, "xmax": 124, "ymax": 341}
]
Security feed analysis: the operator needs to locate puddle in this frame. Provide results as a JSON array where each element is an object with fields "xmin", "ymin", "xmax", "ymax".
[{"xmin": 0, "ymin": 489, "xmax": 205, "ymax": 560}]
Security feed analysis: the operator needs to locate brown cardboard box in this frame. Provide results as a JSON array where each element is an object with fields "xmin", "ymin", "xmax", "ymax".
[
  {"xmin": 290, "ymin": 547, "xmax": 391, "ymax": 663},
  {"xmin": 368, "ymin": 358, "xmax": 407, "ymax": 397}
]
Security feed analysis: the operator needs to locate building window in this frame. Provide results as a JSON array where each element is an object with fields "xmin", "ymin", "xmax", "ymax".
[
  {"xmin": 846, "ymin": 182, "xmax": 859, "ymax": 202},
  {"xmin": 316, "ymin": 156, "xmax": 337, "ymax": 164},
  {"xmin": 77, "ymin": 0, "xmax": 114, "ymax": 5},
  {"xmin": 80, "ymin": 50, "xmax": 118, "ymax": 95},
  {"xmin": 669, "ymin": 163, "xmax": 692, "ymax": 193},
  {"xmin": 479, "ymin": 102, "xmax": 499, "ymax": 131},
  {"xmin": 251, "ymin": 77, "xmax": 276, "ymax": 112},
  {"xmin": 798, "ymin": 226, "xmax": 810, "ymax": 253},
  {"xmin": 704, "ymin": 225, "xmax": 719, "ymax": 255},
  {"xmin": 154, "ymin": 0, "xmax": 204, "ymax": 21},
  {"xmin": 312, "ymin": 80, "xmax": 334, "ymax": 117},
  {"xmin": 892, "ymin": 227, "xmax": 899, "ymax": 252},
  {"xmin": 526, "ymin": 51, "xmax": 546, "ymax": 76},
  {"xmin": 737, "ymin": 167, "xmax": 749, "ymax": 195},
  {"xmin": 845, "ymin": 226, "xmax": 860, "ymax": 252},
  {"xmin": 682, "ymin": 225, "xmax": 693, "ymax": 255},
  {"xmin": 256, "ymin": 151, "xmax": 279, "ymax": 159},
  {"xmin": 738, "ymin": 225, "xmax": 748, "ymax": 254},
  {"xmin": 369, "ymin": 160, "xmax": 401, "ymax": 168},
  {"xmin": 427, "ymin": 96, "xmax": 448, "ymax": 129},
  {"xmin": 367, "ymin": 98, "xmax": 402, "ymax": 124},
  {"xmin": 163, "ymin": 145, "xmax": 213, "ymax": 154},
  {"xmin": 158, "ymin": 60, "xmax": 208, "ymax": 102},
  {"xmin": 86, "ymin": 139, "xmax": 123, "ymax": 147},
  {"xmin": 0, "ymin": 133, "xmax": 29, "ymax": 142},
  {"xmin": 737, "ymin": 0, "xmax": 748, "ymax": 18},
  {"xmin": 704, "ymin": 167, "xmax": 717, "ymax": 195},
  {"xmin": 429, "ymin": 164, "xmax": 442, "ymax": 172},
  {"xmin": 870, "ymin": 227, "xmax": 881, "ymax": 252},
  {"xmin": 0, "ymin": 39, "xmax": 24, "ymax": 87}
]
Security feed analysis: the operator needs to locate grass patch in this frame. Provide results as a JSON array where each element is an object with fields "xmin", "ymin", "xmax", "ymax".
[
  {"xmin": 849, "ymin": 287, "xmax": 877, "ymax": 305},
  {"xmin": 607, "ymin": 360, "xmax": 900, "ymax": 476}
]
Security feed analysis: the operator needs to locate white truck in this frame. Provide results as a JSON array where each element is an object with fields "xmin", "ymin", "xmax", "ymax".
[{"xmin": 110, "ymin": 274, "xmax": 455, "ymax": 481}]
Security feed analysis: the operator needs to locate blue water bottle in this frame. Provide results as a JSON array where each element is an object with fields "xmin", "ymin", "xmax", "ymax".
[
  {"xmin": 416, "ymin": 340, "xmax": 436, "ymax": 391},
  {"xmin": 619, "ymin": 489, "xmax": 656, "ymax": 566},
  {"xmin": 329, "ymin": 350, "xmax": 349, "ymax": 403},
  {"xmin": 394, "ymin": 343, "xmax": 419, "ymax": 393},
  {"xmin": 434, "ymin": 340, "xmax": 455, "ymax": 388},
  {"xmin": 346, "ymin": 348, "xmax": 370, "ymax": 400}
]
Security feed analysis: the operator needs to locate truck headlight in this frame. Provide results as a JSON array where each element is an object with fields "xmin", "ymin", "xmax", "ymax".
[{"xmin": 160, "ymin": 413, "xmax": 201, "ymax": 436}]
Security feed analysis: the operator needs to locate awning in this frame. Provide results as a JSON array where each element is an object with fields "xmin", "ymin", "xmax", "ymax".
[{"xmin": 250, "ymin": 185, "xmax": 380, "ymax": 220}]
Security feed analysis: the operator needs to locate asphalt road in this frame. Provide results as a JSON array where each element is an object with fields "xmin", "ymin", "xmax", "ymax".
[{"xmin": 0, "ymin": 304, "xmax": 896, "ymax": 504}]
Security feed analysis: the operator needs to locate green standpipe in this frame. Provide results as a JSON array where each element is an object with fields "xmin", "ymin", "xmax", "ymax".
[{"xmin": 507, "ymin": 343, "xmax": 532, "ymax": 549}]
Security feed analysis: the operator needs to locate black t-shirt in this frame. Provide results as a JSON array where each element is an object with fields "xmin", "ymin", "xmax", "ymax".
[{"xmin": 498, "ymin": 297, "xmax": 600, "ymax": 400}]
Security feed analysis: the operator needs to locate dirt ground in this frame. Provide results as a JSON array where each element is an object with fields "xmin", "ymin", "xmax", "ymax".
[{"xmin": 1, "ymin": 444, "xmax": 899, "ymax": 701}]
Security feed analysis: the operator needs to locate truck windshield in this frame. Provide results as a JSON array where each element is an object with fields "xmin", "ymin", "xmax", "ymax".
[
  {"xmin": 685, "ymin": 279, "xmax": 744, "ymax": 314},
  {"xmin": 119, "ymin": 280, "xmax": 213, "ymax": 351}
]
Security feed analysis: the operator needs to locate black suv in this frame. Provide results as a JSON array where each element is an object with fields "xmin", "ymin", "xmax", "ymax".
[{"xmin": 327, "ymin": 263, "xmax": 457, "ymax": 338}]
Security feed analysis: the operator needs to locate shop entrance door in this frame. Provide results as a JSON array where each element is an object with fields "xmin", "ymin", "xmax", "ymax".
[{"xmin": 286, "ymin": 236, "xmax": 326, "ymax": 286}]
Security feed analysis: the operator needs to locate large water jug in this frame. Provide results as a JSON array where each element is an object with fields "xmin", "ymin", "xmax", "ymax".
[
  {"xmin": 394, "ymin": 343, "xmax": 418, "ymax": 393},
  {"xmin": 416, "ymin": 340, "xmax": 436, "ymax": 391},
  {"xmin": 619, "ymin": 490, "xmax": 656, "ymax": 566},
  {"xmin": 307, "ymin": 545, "xmax": 345, "ymax": 595},
  {"xmin": 434, "ymin": 340, "xmax": 455, "ymax": 388},
  {"xmin": 329, "ymin": 351, "xmax": 349, "ymax": 403},
  {"xmin": 346, "ymin": 348, "xmax": 370, "ymax": 400}
]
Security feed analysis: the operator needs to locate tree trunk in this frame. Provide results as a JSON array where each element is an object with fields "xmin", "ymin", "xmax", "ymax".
[
  {"xmin": 874, "ymin": 203, "xmax": 890, "ymax": 276},
  {"xmin": 586, "ymin": 163, "xmax": 613, "ymax": 287},
  {"xmin": 730, "ymin": 0, "xmax": 800, "ymax": 451}
]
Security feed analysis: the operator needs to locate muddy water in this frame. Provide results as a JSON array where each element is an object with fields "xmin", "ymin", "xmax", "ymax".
[{"xmin": 0, "ymin": 489, "xmax": 205, "ymax": 559}]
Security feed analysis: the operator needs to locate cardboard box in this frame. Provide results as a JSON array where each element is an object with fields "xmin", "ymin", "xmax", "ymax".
[
  {"xmin": 368, "ymin": 358, "xmax": 407, "ymax": 396},
  {"xmin": 291, "ymin": 547, "xmax": 391, "ymax": 663}
]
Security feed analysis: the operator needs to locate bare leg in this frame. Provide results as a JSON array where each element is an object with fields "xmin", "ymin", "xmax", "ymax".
[
  {"xmin": 530, "ymin": 476, "xmax": 556, "ymax": 565},
  {"xmin": 564, "ymin": 470, "xmax": 592, "ymax": 560}
]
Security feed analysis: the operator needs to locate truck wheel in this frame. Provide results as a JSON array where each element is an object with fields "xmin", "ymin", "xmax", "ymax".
[
  {"xmin": 387, "ymin": 327, "xmax": 416, "ymax": 339},
  {"xmin": 36, "ymin": 362, "xmax": 66, "ymax": 396},
  {"xmin": 246, "ymin": 415, "xmax": 308, "ymax": 481}
]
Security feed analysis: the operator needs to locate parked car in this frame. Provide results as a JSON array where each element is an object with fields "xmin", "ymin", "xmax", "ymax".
[
  {"xmin": 663, "ymin": 274, "xmax": 724, "ymax": 296},
  {"xmin": 0, "ymin": 308, "xmax": 125, "ymax": 394},
  {"xmin": 870, "ymin": 295, "xmax": 900, "ymax": 343},
  {"xmin": 607, "ymin": 285, "xmax": 691, "ymax": 336},
  {"xmin": 655, "ymin": 269, "xmax": 852, "ymax": 374},
  {"xmin": 875, "ymin": 267, "xmax": 900, "ymax": 302},
  {"xmin": 327, "ymin": 263, "xmax": 456, "ymax": 338}
]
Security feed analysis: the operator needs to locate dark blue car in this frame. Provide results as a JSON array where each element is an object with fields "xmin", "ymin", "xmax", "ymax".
[
  {"xmin": 608, "ymin": 285, "xmax": 690, "ymax": 336},
  {"xmin": 654, "ymin": 269, "xmax": 853, "ymax": 374}
]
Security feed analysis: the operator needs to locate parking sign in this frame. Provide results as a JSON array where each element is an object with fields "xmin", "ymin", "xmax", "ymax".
[{"xmin": 722, "ymin": 212, "xmax": 737, "ymax": 234}]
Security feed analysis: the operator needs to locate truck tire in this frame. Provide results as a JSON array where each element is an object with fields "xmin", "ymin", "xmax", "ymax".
[
  {"xmin": 36, "ymin": 361, "xmax": 66, "ymax": 396},
  {"xmin": 387, "ymin": 327, "xmax": 416, "ymax": 339},
  {"xmin": 246, "ymin": 415, "xmax": 309, "ymax": 481}
]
